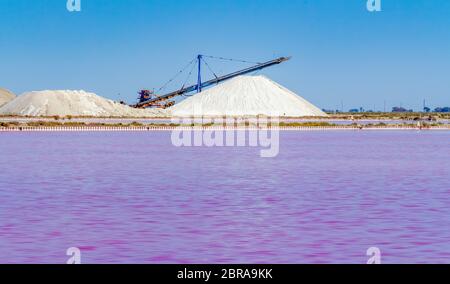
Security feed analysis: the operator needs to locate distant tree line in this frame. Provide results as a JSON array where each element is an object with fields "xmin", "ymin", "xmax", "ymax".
[
  {"xmin": 390, "ymin": 106, "xmax": 450, "ymax": 113},
  {"xmin": 429, "ymin": 107, "xmax": 450, "ymax": 113},
  {"xmin": 322, "ymin": 106, "xmax": 450, "ymax": 113}
]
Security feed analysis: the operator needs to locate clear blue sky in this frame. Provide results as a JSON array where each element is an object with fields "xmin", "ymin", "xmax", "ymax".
[{"xmin": 1, "ymin": 0, "xmax": 449, "ymax": 111}]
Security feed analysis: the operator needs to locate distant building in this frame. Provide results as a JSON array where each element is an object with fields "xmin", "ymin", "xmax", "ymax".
[{"xmin": 392, "ymin": 107, "xmax": 413, "ymax": 113}]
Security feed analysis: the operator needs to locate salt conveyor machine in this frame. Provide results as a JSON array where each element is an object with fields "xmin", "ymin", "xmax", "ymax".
[{"xmin": 133, "ymin": 55, "xmax": 291, "ymax": 109}]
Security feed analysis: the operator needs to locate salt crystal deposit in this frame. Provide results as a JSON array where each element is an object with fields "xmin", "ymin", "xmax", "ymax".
[
  {"xmin": 0, "ymin": 76, "xmax": 325, "ymax": 118},
  {"xmin": 0, "ymin": 90, "xmax": 168, "ymax": 117},
  {"xmin": 0, "ymin": 88, "xmax": 15, "ymax": 107},
  {"xmin": 169, "ymin": 75, "xmax": 326, "ymax": 117}
]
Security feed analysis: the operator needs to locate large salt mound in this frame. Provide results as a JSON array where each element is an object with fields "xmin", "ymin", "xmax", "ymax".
[
  {"xmin": 0, "ymin": 90, "xmax": 167, "ymax": 117},
  {"xmin": 169, "ymin": 75, "xmax": 326, "ymax": 117},
  {"xmin": 0, "ymin": 88, "xmax": 15, "ymax": 107}
]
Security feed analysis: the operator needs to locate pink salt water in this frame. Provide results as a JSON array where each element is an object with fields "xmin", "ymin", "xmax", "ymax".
[{"xmin": 0, "ymin": 131, "xmax": 449, "ymax": 263}]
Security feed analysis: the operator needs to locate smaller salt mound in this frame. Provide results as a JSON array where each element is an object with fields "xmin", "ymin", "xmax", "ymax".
[
  {"xmin": 0, "ymin": 88, "xmax": 16, "ymax": 107},
  {"xmin": 169, "ymin": 75, "xmax": 326, "ymax": 117},
  {"xmin": 0, "ymin": 90, "xmax": 167, "ymax": 117}
]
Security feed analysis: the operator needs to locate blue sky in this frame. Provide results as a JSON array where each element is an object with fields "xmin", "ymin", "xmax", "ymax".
[{"xmin": 0, "ymin": 0, "xmax": 449, "ymax": 111}]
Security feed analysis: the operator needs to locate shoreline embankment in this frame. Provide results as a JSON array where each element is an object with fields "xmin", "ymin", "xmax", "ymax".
[{"xmin": 1, "ymin": 125, "xmax": 450, "ymax": 132}]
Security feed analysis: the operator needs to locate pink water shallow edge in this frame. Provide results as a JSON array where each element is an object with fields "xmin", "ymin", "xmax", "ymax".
[{"xmin": 0, "ymin": 131, "xmax": 449, "ymax": 264}]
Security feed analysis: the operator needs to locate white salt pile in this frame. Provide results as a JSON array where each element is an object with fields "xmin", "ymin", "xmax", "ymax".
[
  {"xmin": 0, "ymin": 90, "xmax": 167, "ymax": 117},
  {"xmin": 0, "ymin": 88, "xmax": 15, "ymax": 107},
  {"xmin": 169, "ymin": 75, "xmax": 326, "ymax": 117}
]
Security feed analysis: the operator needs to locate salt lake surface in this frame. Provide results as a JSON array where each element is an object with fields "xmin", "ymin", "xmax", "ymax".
[{"xmin": 0, "ymin": 131, "xmax": 449, "ymax": 263}]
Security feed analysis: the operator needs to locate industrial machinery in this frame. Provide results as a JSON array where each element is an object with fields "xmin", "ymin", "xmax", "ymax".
[
  {"xmin": 137, "ymin": 90, "xmax": 175, "ymax": 109},
  {"xmin": 134, "ymin": 55, "xmax": 291, "ymax": 109}
]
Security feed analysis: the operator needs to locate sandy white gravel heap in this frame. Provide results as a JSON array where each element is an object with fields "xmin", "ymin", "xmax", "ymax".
[
  {"xmin": 0, "ymin": 90, "xmax": 168, "ymax": 117},
  {"xmin": 169, "ymin": 75, "xmax": 326, "ymax": 117},
  {"xmin": 0, "ymin": 88, "xmax": 15, "ymax": 107}
]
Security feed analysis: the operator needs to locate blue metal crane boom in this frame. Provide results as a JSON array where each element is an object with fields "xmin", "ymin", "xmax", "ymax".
[{"xmin": 134, "ymin": 55, "xmax": 291, "ymax": 109}]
